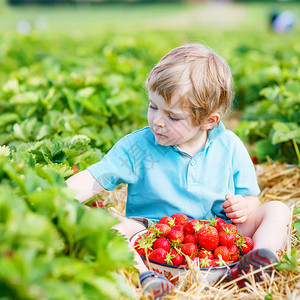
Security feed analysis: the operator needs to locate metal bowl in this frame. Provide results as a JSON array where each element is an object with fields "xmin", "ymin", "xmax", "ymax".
[{"xmin": 130, "ymin": 229, "xmax": 238, "ymax": 285}]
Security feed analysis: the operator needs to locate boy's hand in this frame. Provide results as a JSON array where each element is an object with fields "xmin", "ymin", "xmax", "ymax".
[{"xmin": 222, "ymin": 194, "xmax": 250, "ymax": 224}]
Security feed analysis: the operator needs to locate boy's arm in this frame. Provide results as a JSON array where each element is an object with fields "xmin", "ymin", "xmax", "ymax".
[{"xmin": 66, "ymin": 170, "xmax": 104, "ymax": 203}]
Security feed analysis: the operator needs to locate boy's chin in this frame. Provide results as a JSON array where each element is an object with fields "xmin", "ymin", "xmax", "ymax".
[{"xmin": 154, "ymin": 137, "xmax": 172, "ymax": 147}]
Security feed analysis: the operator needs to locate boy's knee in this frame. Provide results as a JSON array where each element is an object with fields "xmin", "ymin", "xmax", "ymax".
[{"xmin": 263, "ymin": 201, "xmax": 291, "ymax": 222}]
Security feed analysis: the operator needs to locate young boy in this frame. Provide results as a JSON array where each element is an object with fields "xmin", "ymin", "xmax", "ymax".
[{"xmin": 66, "ymin": 44, "xmax": 290, "ymax": 298}]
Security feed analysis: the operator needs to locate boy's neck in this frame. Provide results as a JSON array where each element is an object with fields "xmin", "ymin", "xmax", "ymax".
[{"xmin": 176, "ymin": 130, "xmax": 208, "ymax": 157}]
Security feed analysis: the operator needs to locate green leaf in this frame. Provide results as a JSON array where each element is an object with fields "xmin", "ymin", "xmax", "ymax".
[
  {"xmin": 13, "ymin": 123, "xmax": 27, "ymax": 140},
  {"xmin": 253, "ymin": 140, "xmax": 277, "ymax": 162},
  {"xmin": 35, "ymin": 165, "xmax": 66, "ymax": 187},
  {"xmin": 293, "ymin": 206, "xmax": 300, "ymax": 215},
  {"xmin": 276, "ymin": 248, "xmax": 299, "ymax": 271},
  {"xmin": 28, "ymin": 189, "xmax": 58, "ymax": 218},
  {"xmin": 292, "ymin": 220, "xmax": 300, "ymax": 237},
  {"xmin": 75, "ymin": 209, "xmax": 119, "ymax": 241},
  {"xmin": 0, "ymin": 146, "xmax": 10, "ymax": 157},
  {"xmin": 77, "ymin": 87, "xmax": 96, "ymax": 98},
  {"xmin": 83, "ymin": 273, "xmax": 133, "ymax": 300},
  {"xmin": 271, "ymin": 122, "xmax": 300, "ymax": 144},
  {"xmin": 260, "ymin": 86, "xmax": 281, "ymax": 102},
  {"xmin": 10, "ymin": 92, "xmax": 39, "ymax": 105},
  {"xmin": 264, "ymin": 293, "xmax": 273, "ymax": 300},
  {"xmin": 52, "ymin": 150, "xmax": 67, "ymax": 164},
  {"xmin": 107, "ymin": 94, "xmax": 129, "ymax": 106},
  {"xmin": 0, "ymin": 113, "xmax": 19, "ymax": 127},
  {"xmin": 36, "ymin": 125, "xmax": 51, "ymax": 140},
  {"xmin": 42, "ymin": 164, "xmax": 73, "ymax": 179},
  {"xmin": 2, "ymin": 78, "xmax": 19, "ymax": 93}
]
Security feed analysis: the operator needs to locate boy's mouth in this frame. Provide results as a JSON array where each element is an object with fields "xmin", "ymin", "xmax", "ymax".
[{"xmin": 155, "ymin": 132, "xmax": 165, "ymax": 137}]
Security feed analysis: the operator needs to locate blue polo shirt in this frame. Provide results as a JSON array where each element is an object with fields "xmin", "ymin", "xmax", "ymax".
[{"xmin": 87, "ymin": 123, "xmax": 260, "ymax": 222}]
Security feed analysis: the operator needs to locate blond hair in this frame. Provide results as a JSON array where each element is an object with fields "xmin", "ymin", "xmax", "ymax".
[{"xmin": 146, "ymin": 44, "xmax": 234, "ymax": 126}]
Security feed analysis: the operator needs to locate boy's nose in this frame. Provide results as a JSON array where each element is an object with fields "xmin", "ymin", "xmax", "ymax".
[{"xmin": 153, "ymin": 114, "xmax": 166, "ymax": 127}]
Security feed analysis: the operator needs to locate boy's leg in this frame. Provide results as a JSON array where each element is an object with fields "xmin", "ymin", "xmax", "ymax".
[
  {"xmin": 112, "ymin": 213, "xmax": 150, "ymax": 273},
  {"xmin": 112, "ymin": 214, "xmax": 174, "ymax": 298},
  {"xmin": 235, "ymin": 201, "xmax": 290, "ymax": 252},
  {"xmin": 223, "ymin": 201, "xmax": 290, "ymax": 285}
]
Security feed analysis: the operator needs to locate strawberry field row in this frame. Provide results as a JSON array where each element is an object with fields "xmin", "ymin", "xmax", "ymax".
[{"xmin": 1, "ymin": 31, "xmax": 299, "ymax": 163}]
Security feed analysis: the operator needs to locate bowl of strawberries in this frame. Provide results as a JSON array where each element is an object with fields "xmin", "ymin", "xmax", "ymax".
[{"xmin": 130, "ymin": 213, "xmax": 253, "ymax": 285}]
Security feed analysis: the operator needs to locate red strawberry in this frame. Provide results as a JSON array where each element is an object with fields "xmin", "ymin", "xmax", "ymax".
[
  {"xmin": 149, "ymin": 224, "xmax": 171, "ymax": 237},
  {"xmin": 158, "ymin": 216, "xmax": 175, "ymax": 227},
  {"xmin": 214, "ymin": 246, "xmax": 230, "ymax": 261},
  {"xmin": 209, "ymin": 217, "xmax": 227, "ymax": 230},
  {"xmin": 213, "ymin": 258, "xmax": 225, "ymax": 266},
  {"xmin": 196, "ymin": 225, "xmax": 219, "ymax": 251},
  {"xmin": 171, "ymin": 225, "xmax": 184, "ymax": 233},
  {"xmin": 180, "ymin": 243, "xmax": 198, "ymax": 257},
  {"xmin": 167, "ymin": 230, "xmax": 184, "ymax": 244},
  {"xmin": 218, "ymin": 223, "xmax": 238, "ymax": 235},
  {"xmin": 134, "ymin": 237, "xmax": 146, "ymax": 256},
  {"xmin": 242, "ymin": 237, "xmax": 254, "ymax": 254},
  {"xmin": 134, "ymin": 234, "xmax": 153, "ymax": 257},
  {"xmin": 165, "ymin": 249, "xmax": 184, "ymax": 266},
  {"xmin": 228, "ymin": 244, "xmax": 239, "ymax": 256},
  {"xmin": 183, "ymin": 219, "xmax": 203, "ymax": 234},
  {"xmin": 153, "ymin": 237, "xmax": 170, "ymax": 252},
  {"xmin": 231, "ymin": 253, "xmax": 240, "ymax": 262},
  {"xmin": 251, "ymin": 155, "xmax": 258, "ymax": 164},
  {"xmin": 219, "ymin": 231, "xmax": 235, "ymax": 248},
  {"xmin": 171, "ymin": 213, "xmax": 189, "ymax": 226},
  {"xmin": 71, "ymin": 165, "xmax": 79, "ymax": 174},
  {"xmin": 149, "ymin": 248, "xmax": 168, "ymax": 264},
  {"xmin": 198, "ymin": 219, "xmax": 209, "ymax": 225},
  {"xmin": 184, "ymin": 234, "xmax": 197, "ymax": 244},
  {"xmin": 198, "ymin": 249, "xmax": 214, "ymax": 260},
  {"xmin": 199, "ymin": 257, "xmax": 217, "ymax": 268},
  {"xmin": 236, "ymin": 236, "xmax": 254, "ymax": 255},
  {"xmin": 92, "ymin": 200, "xmax": 104, "ymax": 208}
]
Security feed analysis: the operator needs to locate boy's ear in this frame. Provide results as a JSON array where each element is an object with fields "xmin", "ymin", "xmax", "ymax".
[{"xmin": 200, "ymin": 112, "xmax": 220, "ymax": 130}]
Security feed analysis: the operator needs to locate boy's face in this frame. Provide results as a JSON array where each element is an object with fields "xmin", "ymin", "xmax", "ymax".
[{"xmin": 147, "ymin": 91, "xmax": 206, "ymax": 152}]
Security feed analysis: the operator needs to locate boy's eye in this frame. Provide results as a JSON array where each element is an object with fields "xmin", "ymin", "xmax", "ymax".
[
  {"xmin": 149, "ymin": 104, "xmax": 158, "ymax": 110},
  {"xmin": 168, "ymin": 114, "xmax": 180, "ymax": 121}
]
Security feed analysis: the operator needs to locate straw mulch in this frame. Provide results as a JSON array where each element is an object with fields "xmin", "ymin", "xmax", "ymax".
[{"xmin": 99, "ymin": 161, "xmax": 300, "ymax": 300}]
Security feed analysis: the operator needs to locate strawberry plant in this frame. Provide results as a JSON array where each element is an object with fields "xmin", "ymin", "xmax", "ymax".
[
  {"xmin": 235, "ymin": 72, "xmax": 300, "ymax": 164},
  {"xmin": 0, "ymin": 153, "xmax": 135, "ymax": 299},
  {"xmin": 276, "ymin": 248, "xmax": 299, "ymax": 272}
]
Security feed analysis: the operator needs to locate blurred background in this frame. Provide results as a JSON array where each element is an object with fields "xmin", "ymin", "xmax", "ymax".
[
  {"xmin": 0, "ymin": 0, "xmax": 300, "ymax": 163},
  {"xmin": 1, "ymin": 0, "xmax": 299, "ymax": 35}
]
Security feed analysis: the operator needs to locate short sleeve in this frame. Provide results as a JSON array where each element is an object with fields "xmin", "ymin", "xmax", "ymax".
[
  {"xmin": 232, "ymin": 138, "xmax": 260, "ymax": 197},
  {"xmin": 87, "ymin": 136, "xmax": 138, "ymax": 191}
]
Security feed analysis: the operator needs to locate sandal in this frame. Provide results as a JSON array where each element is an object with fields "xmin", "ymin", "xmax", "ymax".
[
  {"xmin": 223, "ymin": 248, "xmax": 279, "ymax": 286},
  {"xmin": 139, "ymin": 270, "xmax": 174, "ymax": 298}
]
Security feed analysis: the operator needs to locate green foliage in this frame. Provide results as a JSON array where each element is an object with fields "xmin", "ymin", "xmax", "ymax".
[
  {"xmin": 276, "ymin": 248, "xmax": 299, "ymax": 272},
  {"xmin": 293, "ymin": 207, "xmax": 300, "ymax": 238},
  {"xmin": 294, "ymin": 206, "xmax": 300, "ymax": 215},
  {"xmin": 0, "ymin": 33, "xmax": 157, "ymax": 152},
  {"xmin": 235, "ymin": 79, "xmax": 300, "ymax": 164},
  {"xmin": 264, "ymin": 293, "xmax": 273, "ymax": 300},
  {"xmin": 0, "ymin": 154, "xmax": 135, "ymax": 299}
]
